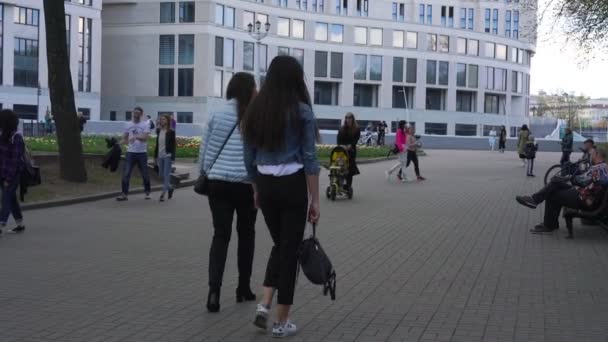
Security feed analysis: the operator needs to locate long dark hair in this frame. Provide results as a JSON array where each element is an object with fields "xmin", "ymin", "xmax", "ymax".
[
  {"xmin": 0, "ymin": 109, "xmax": 19, "ymax": 144},
  {"xmin": 241, "ymin": 55, "xmax": 314, "ymax": 151},
  {"xmin": 398, "ymin": 120, "xmax": 407, "ymax": 134},
  {"xmin": 340, "ymin": 112, "xmax": 359, "ymax": 137},
  {"xmin": 226, "ymin": 72, "xmax": 256, "ymax": 123}
]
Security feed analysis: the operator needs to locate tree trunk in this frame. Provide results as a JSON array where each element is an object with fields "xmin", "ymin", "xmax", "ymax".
[{"xmin": 43, "ymin": 1, "xmax": 87, "ymax": 182}]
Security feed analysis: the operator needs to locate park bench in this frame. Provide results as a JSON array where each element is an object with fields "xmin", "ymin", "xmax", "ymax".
[{"xmin": 563, "ymin": 188, "xmax": 608, "ymax": 239}]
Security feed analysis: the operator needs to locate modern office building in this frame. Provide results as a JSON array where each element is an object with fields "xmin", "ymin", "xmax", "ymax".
[
  {"xmin": 0, "ymin": 0, "xmax": 102, "ymax": 121},
  {"xmin": 101, "ymin": 0, "xmax": 536, "ymax": 136}
]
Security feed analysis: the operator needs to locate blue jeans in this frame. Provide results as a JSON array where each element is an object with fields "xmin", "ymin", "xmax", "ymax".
[
  {"xmin": 121, "ymin": 152, "xmax": 151, "ymax": 195},
  {"xmin": 0, "ymin": 179, "xmax": 23, "ymax": 225},
  {"xmin": 157, "ymin": 156, "xmax": 173, "ymax": 193}
]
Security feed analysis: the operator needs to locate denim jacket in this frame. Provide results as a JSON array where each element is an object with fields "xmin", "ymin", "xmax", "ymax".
[{"xmin": 243, "ymin": 103, "xmax": 320, "ymax": 181}]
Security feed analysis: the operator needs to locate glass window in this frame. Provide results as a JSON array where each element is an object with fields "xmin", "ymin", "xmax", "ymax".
[
  {"xmin": 455, "ymin": 124, "xmax": 476, "ymax": 136},
  {"xmin": 160, "ymin": 2, "xmax": 176, "ymax": 23},
  {"xmin": 513, "ymin": 11, "xmax": 519, "ymax": 39},
  {"xmin": 213, "ymin": 70, "xmax": 223, "ymax": 97},
  {"xmin": 354, "ymin": 27, "xmax": 367, "ymax": 45},
  {"xmin": 486, "ymin": 66, "xmax": 494, "ymax": 89},
  {"xmin": 484, "ymin": 8, "xmax": 491, "ymax": 33},
  {"xmin": 178, "ymin": 34, "xmax": 194, "ymax": 65},
  {"xmin": 393, "ymin": 57, "xmax": 404, "ymax": 82},
  {"xmin": 457, "ymin": 38, "xmax": 466, "ymax": 54},
  {"xmin": 315, "ymin": 51, "xmax": 328, "ymax": 77},
  {"xmin": 330, "ymin": 52, "xmax": 343, "ymax": 78},
  {"xmin": 427, "ymin": 4, "xmax": 432, "ymax": 24},
  {"xmin": 259, "ymin": 44, "xmax": 267, "ymax": 72},
  {"xmin": 278, "ymin": 46, "xmax": 290, "ymax": 56},
  {"xmin": 425, "ymin": 122, "xmax": 447, "ymax": 135},
  {"xmin": 315, "ymin": 22, "xmax": 328, "ymax": 41},
  {"xmin": 243, "ymin": 42, "xmax": 254, "ymax": 71},
  {"xmin": 354, "ymin": 84, "xmax": 379, "ymax": 107},
  {"xmin": 438, "ymin": 35, "xmax": 449, "ymax": 53},
  {"xmin": 485, "ymin": 42, "xmax": 495, "ymax": 58},
  {"xmin": 517, "ymin": 72, "xmax": 523, "ymax": 93},
  {"xmin": 158, "ymin": 69, "xmax": 174, "ymax": 96},
  {"xmin": 354, "ymin": 54, "xmax": 367, "ymax": 80},
  {"xmin": 468, "ymin": 39, "xmax": 479, "ymax": 56},
  {"xmin": 512, "ymin": 70, "xmax": 517, "ymax": 92},
  {"xmin": 456, "ymin": 91, "xmax": 474, "ymax": 112},
  {"xmin": 215, "ymin": 4, "xmax": 224, "ymax": 25},
  {"xmin": 393, "ymin": 30, "xmax": 404, "ymax": 48},
  {"xmin": 456, "ymin": 63, "xmax": 466, "ymax": 87},
  {"xmin": 496, "ymin": 44, "xmax": 507, "ymax": 60},
  {"xmin": 468, "ymin": 64, "xmax": 478, "ymax": 88},
  {"xmin": 214, "ymin": 37, "xmax": 223, "ymax": 67},
  {"xmin": 468, "ymin": 8, "xmax": 474, "ymax": 29},
  {"xmin": 243, "ymin": 11, "xmax": 254, "ymax": 29},
  {"xmin": 406, "ymin": 32, "xmax": 417, "ymax": 49},
  {"xmin": 314, "ymin": 82, "xmax": 340, "ymax": 105},
  {"xmin": 484, "ymin": 94, "xmax": 499, "ymax": 114},
  {"xmin": 177, "ymin": 112, "xmax": 193, "ymax": 123},
  {"xmin": 277, "ymin": 18, "xmax": 290, "ymax": 37},
  {"xmin": 330, "ymin": 24, "xmax": 344, "ymax": 42},
  {"xmin": 179, "ymin": 2, "xmax": 195, "ymax": 23},
  {"xmin": 438, "ymin": 61, "xmax": 449, "ymax": 85},
  {"xmin": 511, "ymin": 47, "xmax": 518, "ymax": 62},
  {"xmin": 293, "ymin": 19, "xmax": 305, "ymax": 39},
  {"xmin": 370, "ymin": 28, "xmax": 383, "ymax": 46},
  {"xmin": 426, "ymin": 60, "xmax": 436, "ymax": 84},
  {"xmin": 392, "ymin": 86, "xmax": 414, "ymax": 109},
  {"xmin": 178, "ymin": 68, "xmax": 193, "ymax": 96},
  {"xmin": 370, "ymin": 55, "xmax": 382, "ymax": 81},
  {"xmin": 14, "ymin": 7, "xmax": 39, "ymax": 26},
  {"xmin": 292, "ymin": 48, "xmax": 305, "ymax": 65},
  {"xmin": 14, "ymin": 38, "xmax": 39, "ymax": 88},
  {"xmin": 495, "ymin": 68, "xmax": 506, "ymax": 91},
  {"xmin": 223, "ymin": 38, "xmax": 234, "ymax": 68},
  {"xmin": 159, "ymin": 35, "xmax": 175, "ymax": 65},
  {"xmin": 406, "ymin": 58, "xmax": 417, "ymax": 83},
  {"xmin": 419, "ymin": 4, "xmax": 425, "ymax": 24},
  {"xmin": 427, "ymin": 34, "xmax": 437, "ymax": 51},
  {"xmin": 460, "ymin": 8, "xmax": 466, "ymax": 29},
  {"xmin": 492, "ymin": 9, "xmax": 498, "ymax": 34},
  {"xmin": 224, "ymin": 7, "xmax": 235, "ymax": 27},
  {"xmin": 257, "ymin": 14, "xmax": 268, "ymax": 26}
]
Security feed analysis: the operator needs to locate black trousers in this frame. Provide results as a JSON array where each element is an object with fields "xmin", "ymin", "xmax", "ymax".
[
  {"xmin": 406, "ymin": 150, "xmax": 421, "ymax": 177},
  {"xmin": 207, "ymin": 180, "xmax": 257, "ymax": 290},
  {"xmin": 532, "ymin": 181, "xmax": 586, "ymax": 229},
  {"xmin": 499, "ymin": 140, "xmax": 506, "ymax": 150},
  {"xmin": 561, "ymin": 151, "xmax": 572, "ymax": 165},
  {"xmin": 257, "ymin": 170, "xmax": 308, "ymax": 305}
]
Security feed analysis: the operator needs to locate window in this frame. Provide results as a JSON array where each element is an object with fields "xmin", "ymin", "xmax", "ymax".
[
  {"xmin": 486, "ymin": 66, "xmax": 494, "ymax": 90},
  {"xmin": 427, "ymin": 5, "xmax": 432, "ymax": 24},
  {"xmin": 278, "ymin": 46, "xmax": 289, "ymax": 56},
  {"xmin": 178, "ymin": 68, "xmax": 193, "ymax": 96},
  {"xmin": 293, "ymin": 20, "xmax": 305, "ymax": 39},
  {"xmin": 484, "ymin": 94, "xmax": 500, "ymax": 114},
  {"xmin": 213, "ymin": 70, "xmax": 223, "ymax": 97},
  {"xmin": 370, "ymin": 56, "xmax": 382, "ymax": 81},
  {"xmin": 13, "ymin": 104, "xmax": 38, "ymax": 120},
  {"xmin": 393, "ymin": 30, "xmax": 404, "ymax": 48},
  {"xmin": 393, "ymin": 57, "xmax": 403, "ymax": 82},
  {"xmin": 438, "ymin": 61, "xmax": 448, "ymax": 85},
  {"xmin": 467, "ymin": 39, "xmax": 479, "ymax": 56},
  {"xmin": 457, "ymin": 38, "xmax": 466, "ymax": 54},
  {"xmin": 177, "ymin": 112, "xmax": 193, "ymax": 123},
  {"xmin": 370, "ymin": 28, "xmax": 382, "ymax": 46},
  {"xmin": 492, "ymin": 9, "xmax": 498, "ymax": 34},
  {"xmin": 392, "ymin": 86, "xmax": 414, "ymax": 109},
  {"xmin": 356, "ymin": 0, "xmax": 369, "ymax": 16},
  {"xmin": 392, "ymin": 3, "xmax": 405, "ymax": 21},
  {"xmin": 505, "ymin": 10, "xmax": 511, "ymax": 37},
  {"xmin": 277, "ymin": 18, "xmax": 290, "ymax": 37},
  {"xmin": 496, "ymin": 44, "xmax": 507, "ymax": 60},
  {"xmin": 278, "ymin": 0, "xmax": 288, "ymax": 7},
  {"xmin": 354, "ymin": 54, "xmax": 367, "ymax": 80},
  {"xmin": 427, "ymin": 34, "xmax": 437, "ymax": 51},
  {"xmin": 438, "ymin": 35, "xmax": 449, "ymax": 53},
  {"xmin": 243, "ymin": 12, "xmax": 268, "ymax": 29},
  {"xmin": 314, "ymin": 82, "xmax": 339, "ymax": 105},
  {"xmin": 214, "ymin": 37, "xmax": 234, "ymax": 68},
  {"xmin": 336, "ymin": 0, "xmax": 348, "ymax": 15},
  {"xmin": 354, "ymin": 27, "xmax": 367, "ymax": 44},
  {"xmin": 315, "ymin": 23, "xmax": 328, "ymax": 41},
  {"xmin": 160, "ymin": 2, "xmax": 175, "ymax": 23},
  {"xmin": 468, "ymin": 8, "xmax": 474, "ymax": 29},
  {"xmin": 456, "ymin": 91, "xmax": 475, "ymax": 112},
  {"xmin": 456, "ymin": 63, "xmax": 466, "ymax": 87},
  {"xmin": 14, "ymin": 38, "xmax": 39, "ymax": 88},
  {"xmin": 425, "ymin": 122, "xmax": 447, "ymax": 135},
  {"xmin": 486, "ymin": 67, "xmax": 507, "ymax": 91},
  {"xmin": 460, "ymin": 8, "xmax": 466, "ymax": 29},
  {"xmin": 126, "ymin": 111, "xmax": 132, "ymax": 121},
  {"xmin": 243, "ymin": 42, "xmax": 254, "ymax": 71},
  {"xmin": 293, "ymin": 48, "xmax": 305, "ymax": 65},
  {"xmin": 315, "ymin": 51, "xmax": 328, "ymax": 77},
  {"xmin": 419, "ymin": 4, "xmax": 425, "ymax": 24},
  {"xmin": 159, "ymin": 69, "xmax": 174, "ymax": 96},
  {"xmin": 353, "ymin": 84, "xmax": 379, "ymax": 107},
  {"xmin": 468, "ymin": 65, "xmax": 478, "ymax": 88},
  {"xmin": 215, "ymin": 5, "xmax": 235, "ymax": 27},
  {"xmin": 78, "ymin": 17, "xmax": 93, "ymax": 92},
  {"xmin": 484, "ymin": 9, "xmax": 491, "ymax": 33},
  {"xmin": 485, "ymin": 42, "xmax": 495, "ymax": 58},
  {"xmin": 441, "ymin": 6, "xmax": 453, "ymax": 27},
  {"xmin": 406, "ymin": 32, "xmax": 417, "ymax": 49},
  {"xmin": 14, "ymin": 7, "xmax": 39, "ymax": 26},
  {"xmin": 330, "ymin": 52, "xmax": 343, "ymax": 78},
  {"xmin": 159, "ymin": 35, "xmax": 175, "ymax": 65},
  {"xmin": 215, "ymin": 37, "xmax": 223, "ymax": 66},
  {"xmin": 426, "ymin": 60, "xmax": 436, "ymax": 85},
  {"xmin": 511, "ymin": 47, "xmax": 518, "ymax": 63},
  {"xmin": 513, "ymin": 11, "xmax": 519, "ymax": 39},
  {"xmin": 406, "ymin": 58, "xmax": 417, "ymax": 83},
  {"xmin": 330, "ymin": 24, "xmax": 344, "ymax": 42},
  {"xmin": 259, "ymin": 44, "xmax": 268, "ymax": 72},
  {"xmin": 179, "ymin": 2, "xmax": 195, "ymax": 23},
  {"xmin": 455, "ymin": 124, "xmax": 476, "ymax": 136},
  {"xmin": 178, "ymin": 34, "xmax": 194, "ymax": 64},
  {"xmin": 110, "ymin": 111, "xmax": 117, "ymax": 121}
]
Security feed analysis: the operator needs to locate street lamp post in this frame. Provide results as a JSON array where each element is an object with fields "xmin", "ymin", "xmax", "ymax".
[{"xmin": 247, "ymin": 20, "xmax": 271, "ymax": 86}]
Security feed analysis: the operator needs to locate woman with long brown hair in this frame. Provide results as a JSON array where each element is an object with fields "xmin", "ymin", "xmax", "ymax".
[
  {"xmin": 154, "ymin": 114, "xmax": 176, "ymax": 201},
  {"xmin": 337, "ymin": 112, "xmax": 360, "ymax": 190}
]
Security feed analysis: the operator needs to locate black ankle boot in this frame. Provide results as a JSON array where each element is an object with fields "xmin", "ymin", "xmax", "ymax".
[
  {"xmin": 236, "ymin": 286, "xmax": 256, "ymax": 303},
  {"xmin": 207, "ymin": 288, "xmax": 220, "ymax": 313}
]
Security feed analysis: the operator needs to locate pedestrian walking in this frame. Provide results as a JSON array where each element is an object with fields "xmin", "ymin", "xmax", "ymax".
[
  {"xmin": 406, "ymin": 127, "xmax": 425, "ymax": 181},
  {"xmin": 498, "ymin": 126, "xmax": 507, "ymax": 153},
  {"xmin": 517, "ymin": 124, "xmax": 530, "ymax": 167},
  {"xmin": 241, "ymin": 56, "xmax": 320, "ymax": 338},
  {"xmin": 386, "ymin": 120, "xmax": 409, "ymax": 182},
  {"xmin": 0, "ymin": 109, "xmax": 25, "ymax": 234},
  {"xmin": 44, "ymin": 109, "xmax": 53, "ymax": 135},
  {"xmin": 377, "ymin": 120, "xmax": 387, "ymax": 146},
  {"xmin": 560, "ymin": 127, "xmax": 574, "ymax": 165},
  {"xmin": 337, "ymin": 112, "xmax": 360, "ymax": 190},
  {"xmin": 524, "ymin": 135, "xmax": 538, "ymax": 177},
  {"xmin": 154, "ymin": 114, "xmax": 176, "ymax": 202},
  {"xmin": 116, "ymin": 107, "xmax": 151, "ymax": 201},
  {"xmin": 488, "ymin": 127, "xmax": 497, "ymax": 151},
  {"xmin": 199, "ymin": 72, "xmax": 259, "ymax": 313}
]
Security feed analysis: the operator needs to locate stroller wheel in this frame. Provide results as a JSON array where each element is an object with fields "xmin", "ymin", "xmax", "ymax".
[
  {"xmin": 330, "ymin": 186, "xmax": 337, "ymax": 201},
  {"xmin": 325, "ymin": 187, "xmax": 331, "ymax": 199}
]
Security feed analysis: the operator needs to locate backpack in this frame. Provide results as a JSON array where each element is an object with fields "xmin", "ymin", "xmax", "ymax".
[{"xmin": 298, "ymin": 224, "xmax": 336, "ymax": 300}]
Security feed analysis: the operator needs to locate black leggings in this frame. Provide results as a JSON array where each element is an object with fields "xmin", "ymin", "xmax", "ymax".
[
  {"xmin": 257, "ymin": 170, "xmax": 308, "ymax": 305},
  {"xmin": 499, "ymin": 140, "xmax": 506, "ymax": 150},
  {"xmin": 406, "ymin": 150, "xmax": 420, "ymax": 177}
]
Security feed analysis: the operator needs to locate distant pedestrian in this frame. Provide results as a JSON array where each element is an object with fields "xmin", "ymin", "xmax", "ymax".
[
  {"xmin": 0, "ymin": 109, "xmax": 26, "ymax": 234},
  {"xmin": 44, "ymin": 109, "xmax": 53, "ymax": 135},
  {"xmin": 524, "ymin": 135, "xmax": 538, "ymax": 177},
  {"xmin": 517, "ymin": 124, "xmax": 530, "ymax": 167},
  {"xmin": 488, "ymin": 127, "xmax": 497, "ymax": 151},
  {"xmin": 560, "ymin": 127, "xmax": 574, "ymax": 165},
  {"xmin": 147, "ymin": 115, "xmax": 156, "ymax": 131},
  {"xmin": 377, "ymin": 120, "xmax": 387, "ymax": 146},
  {"xmin": 337, "ymin": 112, "xmax": 360, "ymax": 190},
  {"xmin": 77, "ymin": 112, "xmax": 87, "ymax": 132},
  {"xmin": 406, "ymin": 127, "xmax": 425, "ymax": 181},
  {"xmin": 498, "ymin": 126, "xmax": 507, "ymax": 153},
  {"xmin": 386, "ymin": 120, "xmax": 409, "ymax": 182},
  {"xmin": 199, "ymin": 72, "xmax": 259, "ymax": 313},
  {"xmin": 117, "ymin": 107, "xmax": 151, "ymax": 201},
  {"xmin": 154, "ymin": 114, "xmax": 175, "ymax": 202}
]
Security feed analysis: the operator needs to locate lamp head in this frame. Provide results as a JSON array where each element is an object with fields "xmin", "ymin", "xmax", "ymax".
[
  {"xmin": 247, "ymin": 23, "xmax": 253, "ymax": 32},
  {"xmin": 264, "ymin": 22, "xmax": 271, "ymax": 32},
  {"xmin": 255, "ymin": 20, "xmax": 261, "ymax": 31}
]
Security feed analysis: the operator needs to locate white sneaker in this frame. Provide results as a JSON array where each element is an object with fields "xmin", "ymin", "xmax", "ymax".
[
  {"xmin": 253, "ymin": 304, "xmax": 269, "ymax": 330},
  {"xmin": 271, "ymin": 320, "xmax": 297, "ymax": 338}
]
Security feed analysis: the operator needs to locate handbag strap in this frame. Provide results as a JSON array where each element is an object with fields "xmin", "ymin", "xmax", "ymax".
[{"xmin": 205, "ymin": 122, "xmax": 238, "ymax": 175}]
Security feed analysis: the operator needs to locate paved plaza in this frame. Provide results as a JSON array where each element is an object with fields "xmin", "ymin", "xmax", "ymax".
[{"xmin": 1, "ymin": 150, "xmax": 608, "ymax": 342}]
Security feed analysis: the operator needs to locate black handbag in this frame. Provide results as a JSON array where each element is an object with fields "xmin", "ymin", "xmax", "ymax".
[
  {"xmin": 194, "ymin": 123, "xmax": 238, "ymax": 196},
  {"xmin": 22, "ymin": 148, "xmax": 41, "ymax": 187},
  {"xmin": 298, "ymin": 224, "xmax": 336, "ymax": 300}
]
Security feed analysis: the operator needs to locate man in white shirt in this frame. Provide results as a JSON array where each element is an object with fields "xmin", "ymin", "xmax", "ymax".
[{"xmin": 117, "ymin": 107, "xmax": 151, "ymax": 201}]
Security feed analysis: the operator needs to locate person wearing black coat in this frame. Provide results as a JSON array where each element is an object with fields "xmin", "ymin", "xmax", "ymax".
[
  {"xmin": 154, "ymin": 115, "xmax": 177, "ymax": 201},
  {"xmin": 337, "ymin": 112, "xmax": 361, "ymax": 189},
  {"xmin": 102, "ymin": 137, "xmax": 122, "ymax": 172}
]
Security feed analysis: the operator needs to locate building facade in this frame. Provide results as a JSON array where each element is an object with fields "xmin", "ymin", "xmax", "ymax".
[
  {"xmin": 0, "ymin": 0, "xmax": 102, "ymax": 121},
  {"xmin": 101, "ymin": 0, "xmax": 536, "ymax": 136}
]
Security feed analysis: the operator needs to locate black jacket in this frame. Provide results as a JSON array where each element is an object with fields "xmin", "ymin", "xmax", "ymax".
[
  {"xmin": 154, "ymin": 129, "xmax": 176, "ymax": 161},
  {"xmin": 102, "ymin": 137, "xmax": 122, "ymax": 172}
]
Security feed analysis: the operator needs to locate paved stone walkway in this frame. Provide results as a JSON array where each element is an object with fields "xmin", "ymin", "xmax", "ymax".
[{"xmin": 1, "ymin": 150, "xmax": 608, "ymax": 342}]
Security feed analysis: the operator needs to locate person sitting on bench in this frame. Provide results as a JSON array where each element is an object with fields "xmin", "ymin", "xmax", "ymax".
[{"xmin": 516, "ymin": 145, "xmax": 608, "ymax": 233}]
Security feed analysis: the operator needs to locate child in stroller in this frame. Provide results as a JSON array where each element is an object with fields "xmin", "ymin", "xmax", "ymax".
[{"xmin": 325, "ymin": 146, "xmax": 353, "ymax": 201}]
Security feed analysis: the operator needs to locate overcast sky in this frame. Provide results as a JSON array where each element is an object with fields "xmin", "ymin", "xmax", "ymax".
[{"xmin": 530, "ymin": 2, "xmax": 608, "ymax": 98}]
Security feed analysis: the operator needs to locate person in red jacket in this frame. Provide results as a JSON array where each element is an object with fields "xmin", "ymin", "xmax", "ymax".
[{"xmin": 385, "ymin": 120, "xmax": 409, "ymax": 182}]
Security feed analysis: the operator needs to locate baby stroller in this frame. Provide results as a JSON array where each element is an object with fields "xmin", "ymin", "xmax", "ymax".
[{"xmin": 325, "ymin": 146, "xmax": 353, "ymax": 201}]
